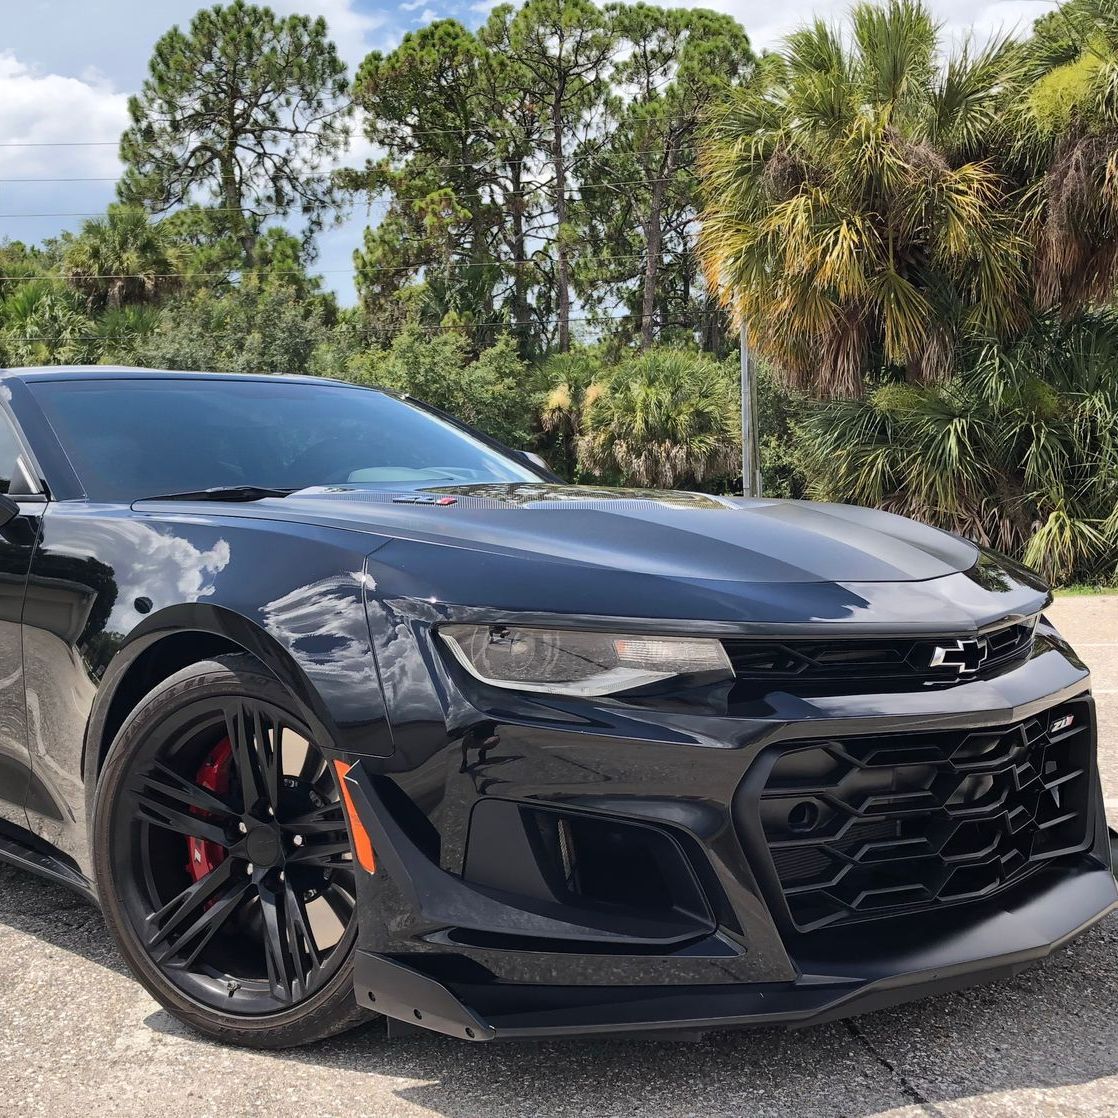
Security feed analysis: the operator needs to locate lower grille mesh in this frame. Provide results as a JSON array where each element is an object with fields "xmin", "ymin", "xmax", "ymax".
[{"xmin": 757, "ymin": 701, "xmax": 1093, "ymax": 931}]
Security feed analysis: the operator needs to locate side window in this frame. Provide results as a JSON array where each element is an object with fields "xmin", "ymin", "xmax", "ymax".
[{"xmin": 0, "ymin": 415, "xmax": 26, "ymax": 496}]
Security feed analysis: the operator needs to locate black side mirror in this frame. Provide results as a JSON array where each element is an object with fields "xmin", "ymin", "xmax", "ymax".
[{"xmin": 0, "ymin": 494, "xmax": 20, "ymax": 528}]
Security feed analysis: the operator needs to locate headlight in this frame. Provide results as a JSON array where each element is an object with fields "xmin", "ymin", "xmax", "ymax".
[{"xmin": 439, "ymin": 624, "xmax": 734, "ymax": 697}]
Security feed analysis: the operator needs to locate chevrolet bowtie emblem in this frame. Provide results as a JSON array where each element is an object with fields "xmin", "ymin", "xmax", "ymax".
[{"xmin": 929, "ymin": 637, "xmax": 989, "ymax": 676}]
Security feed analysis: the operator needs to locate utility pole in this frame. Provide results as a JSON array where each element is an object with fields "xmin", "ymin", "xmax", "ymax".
[{"xmin": 739, "ymin": 317, "xmax": 761, "ymax": 498}]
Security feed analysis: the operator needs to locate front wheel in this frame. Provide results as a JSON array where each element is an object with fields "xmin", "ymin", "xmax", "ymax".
[{"xmin": 92, "ymin": 654, "xmax": 372, "ymax": 1048}]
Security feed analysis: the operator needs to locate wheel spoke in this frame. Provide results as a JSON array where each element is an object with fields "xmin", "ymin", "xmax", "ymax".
[
  {"xmin": 146, "ymin": 857, "xmax": 234, "ymax": 948},
  {"xmin": 258, "ymin": 880, "xmax": 297, "ymax": 1001},
  {"xmin": 283, "ymin": 881, "xmax": 324, "ymax": 993},
  {"xmin": 280, "ymin": 801, "xmax": 345, "ymax": 835},
  {"xmin": 138, "ymin": 761, "xmax": 236, "ymax": 819},
  {"xmin": 322, "ymin": 879, "xmax": 356, "ymax": 926},
  {"xmin": 297, "ymin": 743, "xmax": 326, "ymax": 785},
  {"xmin": 253, "ymin": 707, "xmax": 283, "ymax": 814},
  {"xmin": 148, "ymin": 863, "xmax": 252, "ymax": 969},
  {"xmin": 131, "ymin": 776, "xmax": 232, "ymax": 847},
  {"xmin": 225, "ymin": 702, "xmax": 268, "ymax": 815},
  {"xmin": 287, "ymin": 837, "xmax": 352, "ymax": 869}
]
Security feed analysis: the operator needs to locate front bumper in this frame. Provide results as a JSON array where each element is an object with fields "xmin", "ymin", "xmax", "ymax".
[
  {"xmin": 341, "ymin": 644, "xmax": 1118, "ymax": 1041},
  {"xmin": 352, "ymin": 857, "xmax": 1116, "ymax": 1040}
]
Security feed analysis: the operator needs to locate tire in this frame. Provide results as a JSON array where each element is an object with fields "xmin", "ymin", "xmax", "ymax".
[{"xmin": 92, "ymin": 653, "xmax": 372, "ymax": 1048}]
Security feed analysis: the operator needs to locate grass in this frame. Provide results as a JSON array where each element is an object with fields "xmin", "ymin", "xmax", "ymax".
[{"xmin": 1056, "ymin": 584, "xmax": 1118, "ymax": 596}]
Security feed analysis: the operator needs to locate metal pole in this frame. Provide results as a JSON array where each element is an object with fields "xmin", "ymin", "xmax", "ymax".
[{"xmin": 739, "ymin": 317, "xmax": 761, "ymax": 498}]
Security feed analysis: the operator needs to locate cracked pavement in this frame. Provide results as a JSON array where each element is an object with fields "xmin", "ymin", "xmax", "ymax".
[{"xmin": 1, "ymin": 596, "xmax": 1115, "ymax": 1118}]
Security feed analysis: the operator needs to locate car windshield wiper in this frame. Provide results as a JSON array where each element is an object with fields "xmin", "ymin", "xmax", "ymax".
[{"xmin": 138, "ymin": 485, "xmax": 299, "ymax": 503}]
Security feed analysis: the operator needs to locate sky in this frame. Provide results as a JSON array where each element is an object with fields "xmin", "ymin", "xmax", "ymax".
[{"xmin": 0, "ymin": 0, "xmax": 1059, "ymax": 305}]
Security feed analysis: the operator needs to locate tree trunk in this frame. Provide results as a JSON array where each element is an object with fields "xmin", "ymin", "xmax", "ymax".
[
  {"xmin": 509, "ymin": 156, "xmax": 530, "ymax": 359},
  {"xmin": 220, "ymin": 154, "xmax": 254, "ymax": 269},
  {"xmin": 640, "ymin": 176, "xmax": 667, "ymax": 350},
  {"xmin": 551, "ymin": 95, "xmax": 571, "ymax": 353}
]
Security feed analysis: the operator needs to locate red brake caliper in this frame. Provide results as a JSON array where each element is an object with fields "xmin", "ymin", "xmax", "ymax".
[{"xmin": 186, "ymin": 737, "xmax": 233, "ymax": 882}]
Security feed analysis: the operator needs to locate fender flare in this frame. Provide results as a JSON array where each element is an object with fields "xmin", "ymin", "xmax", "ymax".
[{"xmin": 81, "ymin": 602, "xmax": 341, "ymax": 826}]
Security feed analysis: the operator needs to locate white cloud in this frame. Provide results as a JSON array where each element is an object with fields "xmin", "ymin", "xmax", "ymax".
[
  {"xmin": 268, "ymin": 0, "xmax": 386, "ymax": 67},
  {"xmin": 418, "ymin": 8, "xmax": 438, "ymax": 22},
  {"xmin": 689, "ymin": 0, "xmax": 1058, "ymax": 51},
  {"xmin": 0, "ymin": 51, "xmax": 127, "ymax": 180},
  {"xmin": 400, "ymin": 0, "xmax": 428, "ymax": 10}
]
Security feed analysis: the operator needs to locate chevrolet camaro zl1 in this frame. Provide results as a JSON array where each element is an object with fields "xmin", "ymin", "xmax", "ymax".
[{"xmin": 0, "ymin": 365, "xmax": 1112, "ymax": 1047}]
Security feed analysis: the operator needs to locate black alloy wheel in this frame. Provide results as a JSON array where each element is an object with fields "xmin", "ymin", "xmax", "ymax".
[{"xmin": 93, "ymin": 655, "xmax": 371, "ymax": 1047}]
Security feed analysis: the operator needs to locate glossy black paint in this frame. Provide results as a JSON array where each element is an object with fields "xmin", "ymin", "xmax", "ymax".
[{"xmin": 0, "ymin": 365, "xmax": 1113, "ymax": 1042}]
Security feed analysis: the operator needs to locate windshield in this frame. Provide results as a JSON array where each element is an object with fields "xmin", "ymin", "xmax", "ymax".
[{"xmin": 28, "ymin": 376, "xmax": 540, "ymax": 502}]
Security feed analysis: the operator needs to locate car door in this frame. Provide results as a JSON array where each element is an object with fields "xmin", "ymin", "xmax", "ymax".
[{"xmin": 0, "ymin": 409, "xmax": 42, "ymax": 836}]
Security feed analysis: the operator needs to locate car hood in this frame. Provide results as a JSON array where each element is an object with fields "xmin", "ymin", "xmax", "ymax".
[{"xmin": 273, "ymin": 482, "xmax": 977, "ymax": 584}]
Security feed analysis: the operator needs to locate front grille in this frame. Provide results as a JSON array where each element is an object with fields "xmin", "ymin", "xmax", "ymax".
[
  {"xmin": 723, "ymin": 617, "xmax": 1037, "ymax": 699},
  {"xmin": 755, "ymin": 700, "xmax": 1093, "ymax": 931}
]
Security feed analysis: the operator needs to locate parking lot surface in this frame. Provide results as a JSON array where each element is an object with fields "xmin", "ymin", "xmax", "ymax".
[{"xmin": 1, "ymin": 596, "xmax": 1116, "ymax": 1118}]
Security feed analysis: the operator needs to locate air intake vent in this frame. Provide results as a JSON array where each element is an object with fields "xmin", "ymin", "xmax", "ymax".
[{"xmin": 747, "ymin": 700, "xmax": 1093, "ymax": 931}]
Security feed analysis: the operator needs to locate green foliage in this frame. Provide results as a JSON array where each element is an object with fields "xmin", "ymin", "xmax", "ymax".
[
  {"xmin": 533, "ymin": 348, "xmax": 608, "ymax": 477},
  {"xmin": 1, "ymin": 283, "xmax": 95, "ymax": 366},
  {"xmin": 0, "ymin": 241, "xmax": 59, "ymax": 302},
  {"xmin": 95, "ymin": 305, "xmax": 162, "ymax": 365},
  {"xmin": 578, "ymin": 348, "xmax": 741, "ymax": 487},
  {"xmin": 137, "ymin": 284, "xmax": 334, "ymax": 374},
  {"xmin": 1011, "ymin": 0, "xmax": 1118, "ymax": 311},
  {"xmin": 577, "ymin": 5, "xmax": 753, "ymax": 349},
  {"xmin": 347, "ymin": 19, "xmax": 522, "ymax": 349},
  {"xmin": 344, "ymin": 2, "xmax": 751, "ymax": 356},
  {"xmin": 752, "ymin": 360, "xmax": 808, "ymax": 499},
  {"xmin": 61, "ymin": 205, "xmax": 177, "ymax": 311},
  {"xmin": 120, "ymin": 0, "xmax": 351, "ymax": 266},
  {"xmin": 699, "ymin": 0, "xmax": 1028, "ymax": 395},
  {"xmin": 793, "ymin": 311, "xmax": 1118, "ymax": 583},
  {"xmin": 343, "ymin": 329, "xmax": 535, "ymax": 447}
]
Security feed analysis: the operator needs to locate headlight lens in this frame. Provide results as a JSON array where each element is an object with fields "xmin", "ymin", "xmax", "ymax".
[{"xmin": 440, "ymin": 624, "xmax": 734, "ymax": 696}]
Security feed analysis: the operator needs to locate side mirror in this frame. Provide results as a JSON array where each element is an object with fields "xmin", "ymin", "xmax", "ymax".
[
  {"xmin": 522, "ymin": 451, "xmax": 551, "ymax": 472},
  {"xmin": 0, "ymin": 494, "xmax": 20, "ymax": 528}
]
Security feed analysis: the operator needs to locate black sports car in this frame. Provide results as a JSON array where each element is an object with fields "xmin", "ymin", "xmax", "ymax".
[{"xmin": 0, "ymin": 365, "xmax": 1112, "ymax": 1048}]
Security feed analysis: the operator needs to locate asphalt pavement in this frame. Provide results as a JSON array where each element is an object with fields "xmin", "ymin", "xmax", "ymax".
[{"xmin": 1, "ymin": 595, "xmax": 1116, "ymax": 1118}]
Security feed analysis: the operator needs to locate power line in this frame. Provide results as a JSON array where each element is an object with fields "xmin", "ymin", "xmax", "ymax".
[
  {"xmin": 0, "ymin": 248, "xmax": 692, "ymax": 284},
  {"xmin": 0, "ymin": 121, "xmax": 685, "ymax": 144},
  {"xmin": 0, "ymin": 141, "xmax": 119, "ymax": 148},
  {"xmin": 7, "ymin": 310, "xmax": 698, "ymax": 344},
  {"xmin": 0, "ymin": 148, "xmax": 697, "ymax": 184},
  {"xmin": 0, "ymin": 171, "xmax": 697, "ymax": 219}
]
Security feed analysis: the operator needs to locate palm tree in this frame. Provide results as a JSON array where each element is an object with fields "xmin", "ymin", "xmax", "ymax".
[
  {"xmin": 95, "ymin": 305, "xmax": 161, "ymax": 364},
  {"xmin": 1, "ymin": 283, "xmax": 95, "ymax": 366},
  {"xmin": 61, "ymin": 205, "xmax": 177, "ymax": 311},
  {"xmin": 578, "ymin": 349, "xmax": 740, "ymax": 488},
  {"xmin": 794, "ymin": 310, "xmax": 1118, "ymax": 582},
  {"xmin": 535, "ymin": 350, "xmax": 604, "ymax": 478},
  {"xmin": 698, "ymin": 0, "xmax": 1028, "ymax": 396},
  {"xmin": 1013, "ymin": 0, "xmax": 1118, "ymax": 311}
]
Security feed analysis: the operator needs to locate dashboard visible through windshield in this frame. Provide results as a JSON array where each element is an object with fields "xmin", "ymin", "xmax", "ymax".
[{"xmin": 27, "ymin": 376, "xmax": 540, "ymax": 502}]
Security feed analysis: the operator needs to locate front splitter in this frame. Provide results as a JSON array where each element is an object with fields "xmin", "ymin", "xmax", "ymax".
[{"xmin": 353, "ymin": 861, "xmax": 1117, "ymax": 1042}]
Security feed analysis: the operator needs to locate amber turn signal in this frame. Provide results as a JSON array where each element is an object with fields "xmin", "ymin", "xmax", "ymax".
[{"xmin": 333, "ymin": 760, "xmax": 377, "ymax": 874}]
